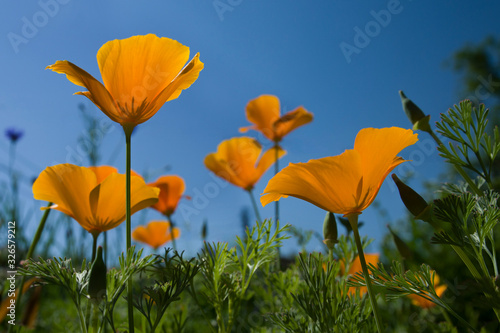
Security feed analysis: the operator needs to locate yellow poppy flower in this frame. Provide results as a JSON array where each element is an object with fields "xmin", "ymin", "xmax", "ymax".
[
  {"xmin": 261, "ymin": 127, "xmax": 418, "ymax": 216},
  {"xmin": 204, "ymin": 137, "xmax": 286, "ymax": 191},
  {"xmin": 342, "ymin": 254, "xmax": 380, "ymax": 296},
  {"xmin": 46, "ymin": 34, "xmax": 204, "ymax": 129},
  {"xmin": 132, "ymin": 220, "xmax": 180, "ymax": 250},
  {"xmin": 240, "ymin": 95, "xmax": 313, "ymax": 142},
  {"xmin": 148, "ymin": 175, "xmax": 186, "ymax": 217},
  {"xmin": 407, "ymin": 271, "xmax": 447, "ymax": 308},
  {"xmin": 32, "ymin": 164, "xmax": 159, "ymax": 236}
]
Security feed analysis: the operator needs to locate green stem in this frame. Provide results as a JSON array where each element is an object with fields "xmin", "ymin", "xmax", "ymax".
[
  {"xmin": 166, "ymin": 214, "xmax": 177, "ymax": 253},
  {"xmin": 11, "ymin": 202, "xmax": 52, "ymax": 331},
  {"xmin": 274, "ymin": 142, "xmax": 281, "ymax": 266},
  {"xmin": 347, "ymin": 214, "xmax": 384, "ymax": 333},
  {"xmin": 91, "ymin": 233, "xmax": 99, "ymax": 262},
  {"xmin": 247, "ymin": 189, "xmax": 262, "ymax": 223},
  {"xmin": 429, "ymin": 130, "xmax": 482, "ymax": 196},
  {"xmin": 124, "ymin": 126, "xmax": 135, "ymax": 333}
]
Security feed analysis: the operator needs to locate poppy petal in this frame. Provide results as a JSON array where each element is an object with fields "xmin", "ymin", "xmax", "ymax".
[
  {"xmin": 274, "ymin": 106, "xmax": 313, "ymax": 140},
  {"xmin": 354, "ymin": 127, "xmax": 418, "ymax": 211},
  {"xmin": 261, "ymin": 150, "xmax": 364, "ymax": 215},
  {"xmin": 245, "ymin": 95, "xmax": 281, "ymax": 140},
  {"xmin": 97, "ymin": 34, "xmax": 190, "ymax": 106},
  {"xmin": 255, "ymin": 146, "xmax": 286, "ymax": 181},
  {"xmin": 88, "ymin": 165, "xmax": 118, "ymax": 184},
  {"xmin": 204, "ymin": 153, "xmax": 248, "ymax": 189},
  {"xmin": 149, "ymin": 175, "xmax": 186, "ymax": 216},
  {"xmin": 33, "ymin": 164, "xmax": 96, "ymax": 228},
  {"xmin": 46, "ymin": 61, "xmax": 120, "ymax": 123}
]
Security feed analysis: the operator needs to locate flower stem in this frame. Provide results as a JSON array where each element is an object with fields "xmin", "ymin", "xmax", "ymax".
[
  {"xmin": 248, "ymin": 189, "xmax": 262, "ymax": 224},
  {"xmin": 10, "ymin": 202, "xmax": 52, "ymax": 332},
  {"xmin": 166, "ymin": 214, "xmax": 177, "ymax": 253},
  {"xmin": 347, "ymin": 214, "xmax": 384, "ymax": 333},
  {"xmin": 274, "ymin": 142, "xmax": 281, "ymax": 265},
  {"xmin": 91, "ymin": 233, "xmax": 99, "ymax": 262},
  {"xmin": 124, "ymin": 126, "xmax": 135, "ymax": 333}
]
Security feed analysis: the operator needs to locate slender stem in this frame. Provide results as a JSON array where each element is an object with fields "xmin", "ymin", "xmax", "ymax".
[
  {"xmin": 11, "ymin": 202, "xmax": 52, "ymax": 331},
  {"xmin": 124, "ymin": 126, "xmax": 135, "ymax": 333},
  {"xmin": 274, "ymin": 142, "xmax": 281, "ymax": 265},
  {"xmin": 247, "ymin": 189, "xmax": 262, "ymax": 223},
  {"xmin": 166, "ymin": 214, "xmax": 177, "ymax": 253},
  {"xmin": 347, "ymin": 214, "xmax": 384, "ymax": 333},
  {"xmin": 103, "ymin": 232, "xmax": 107, "ymax": 267},
  {"xmin": 274, "ymin": 142, "xmax": 280, "ymax": 225},
  {"xmin": 91, "ymin": 233, "xmax": 99, "ymax": 262}
]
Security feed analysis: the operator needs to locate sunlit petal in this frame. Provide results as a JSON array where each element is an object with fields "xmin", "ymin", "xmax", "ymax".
[
  {"xmin": 149, "ymin": 175, "xmax": 186, "ymax": 216},
  {"xmin": 46, "ymin": 61, "xmax": 120, "ymax": 123},
  {"xmin": 33, "ymin": 164, "xmax": 96, "ymax": 226},
  {"xmin": 274, "ymin": 106, "xmax": 313, "ymax": 141},
  {"xmin": 88, "ymin": 165, "xmax": 118, "ymax": 184},
  {"xmin": 261, "ymin": 150, "xmax": 363, "ymax": 214},
  {"xmin": 255, "ymin": 146, "xmax": 286, "ymax": 182},
  {"xmin": 245, "ymin": 95, "xmax": 281, "ymax": 140}
]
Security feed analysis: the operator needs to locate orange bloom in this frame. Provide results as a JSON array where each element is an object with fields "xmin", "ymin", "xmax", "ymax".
[
  {"xmin": 261, "ymin": 127, "xmax": 418, "ymax": 216},
  {"xmin": 407, "ymin": 271, "xmax": 447, "ymax": 308},
  {"xmin": 204, "ymin": 137, "xmax": 286, "ymax": 191},
  {"xmin": 46, "ymin": 34, "xmax": 204, "ymax": 130},
  {"xmin": 148, "ymin": 175, "xmax": 186, "ymax": 217},
  {"xmin": 32, "ymin": 164, "xmax": 159, "ymax": 236},
  {"xmin": 132, "ymin": 221, "xmax": 180, "ymax": 250},
  {"xmin": 342, "ymin": 254, "xmax": 380, "ymax": 296},
  {"xmin": 240, "ymin": 95, "xmax": 313, "ymax": 142}
]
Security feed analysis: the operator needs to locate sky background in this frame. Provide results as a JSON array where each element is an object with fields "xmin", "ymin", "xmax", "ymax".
[{"xmin": 1, "ymin": 0, "xmax": 499, "ymax": 259}]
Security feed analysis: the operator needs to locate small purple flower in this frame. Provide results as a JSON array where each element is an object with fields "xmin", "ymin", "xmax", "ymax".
[{"xmin": 5, "ymin": 127, "xmax": 24, "ymax": 143}]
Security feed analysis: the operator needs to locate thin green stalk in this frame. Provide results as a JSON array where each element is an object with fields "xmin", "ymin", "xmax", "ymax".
[
  {"xmin": 10, "ymin": 202, "xmax": 52, "ymax": 332},
  {"xmin": 166, "ymin": 214, "xmax": 177, "ymax": 253},
  {"xmin": 247, "ymin": 189, "xmax": 262, "ymax": 223},
  {"xmin": 347, "ymin": 214, "xmax": 384, "ymax": 333},
  {"xmin": 124, "ymin": 126, "xmax": 135, "ymax": 333},
  {"xmin": 274, "ymin": 142, "xmax": 281, "ymax": 268},
  {"xmin": 91, "ymin": 233, "xmax": 99, "ymax": 262}
]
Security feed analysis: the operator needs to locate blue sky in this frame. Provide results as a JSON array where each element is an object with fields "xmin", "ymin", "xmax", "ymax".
[{"xmin": 1, "ymin": 0, "xmax": 500, "ymax": 258}]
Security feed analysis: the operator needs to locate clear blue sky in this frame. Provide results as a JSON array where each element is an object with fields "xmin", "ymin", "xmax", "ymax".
[{"xmin": 1, "ymin": 0, "xmax": 499, "ymax": 258}]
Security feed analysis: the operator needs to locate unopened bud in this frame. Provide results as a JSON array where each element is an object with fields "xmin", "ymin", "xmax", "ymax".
[
  {"xmin": 201, "ymin": 219, "xmax": 208, "ymax": 240},
  {"xmin": 399, "ymin": 90, "xmax": 432, "ymax": 132},
  {"xmin": 392, "ymin": 174, "xmax": 433, "ymax": 223},
  {"xmin": 88, "ymin": 246, "xmax": 107, "ymax": 301},
  {"xmin": 388, "ymin": 226, "xmax": 413, "ymax": 261},
  {"xmin": 323, "ymin": 212, "xmax": 338, "ymax": 250}
]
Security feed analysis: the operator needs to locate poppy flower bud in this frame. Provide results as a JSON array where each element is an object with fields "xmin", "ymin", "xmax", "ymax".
[
  {"xmin": 388, "ymin": 226, "xmax": 413, "ymax": 261},
  {"xmin": 201, "ymin": 219, "xmax": 208, "ymax": 240},
  {"xmin": 323, "ymin": 212, "xmax": 338, "ymax": 250},
  {"xmin": 392, "ymin": 174, "xmax": 433, "ymax": 223},
  {"xmin": 88, "ymin": 246, "xmax": 107, "ymax": 301},
  {"xmin": 399, "ymin": 90, "xmax": 432, "ymax": 132}
]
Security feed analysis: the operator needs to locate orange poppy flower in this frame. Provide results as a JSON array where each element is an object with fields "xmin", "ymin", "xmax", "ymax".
[
  {"xmin": 240, "ymin": 95, "xmax": 313, "ymax": 142},
  {"xmin": 46, "ymin": 34, "xmax": 204, "ymax": 130},
  {"xmin": 148, "ymin": 175, "xmax": 186, "ymax": 217},
  {"xmin": 407, "ymin": 271, "xmax": 447, "ymax": 308},
  {"xmin": 132, "ymin": 220, "xmax": 180, "ymax": 250},
  {"xmin": 32, "ymin": 164, "xmax": 159, "ymax": 236},
  {"xmin": 261, "ymin": 127, "xmax": 418, "ymax": 216},
  {"xmin": 342, "ymin": 254, "xmax": 380, "ymax": 296},
  {"xmin": 204, "ymin": 137, "xmax": 286, "ymax": 191}
]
